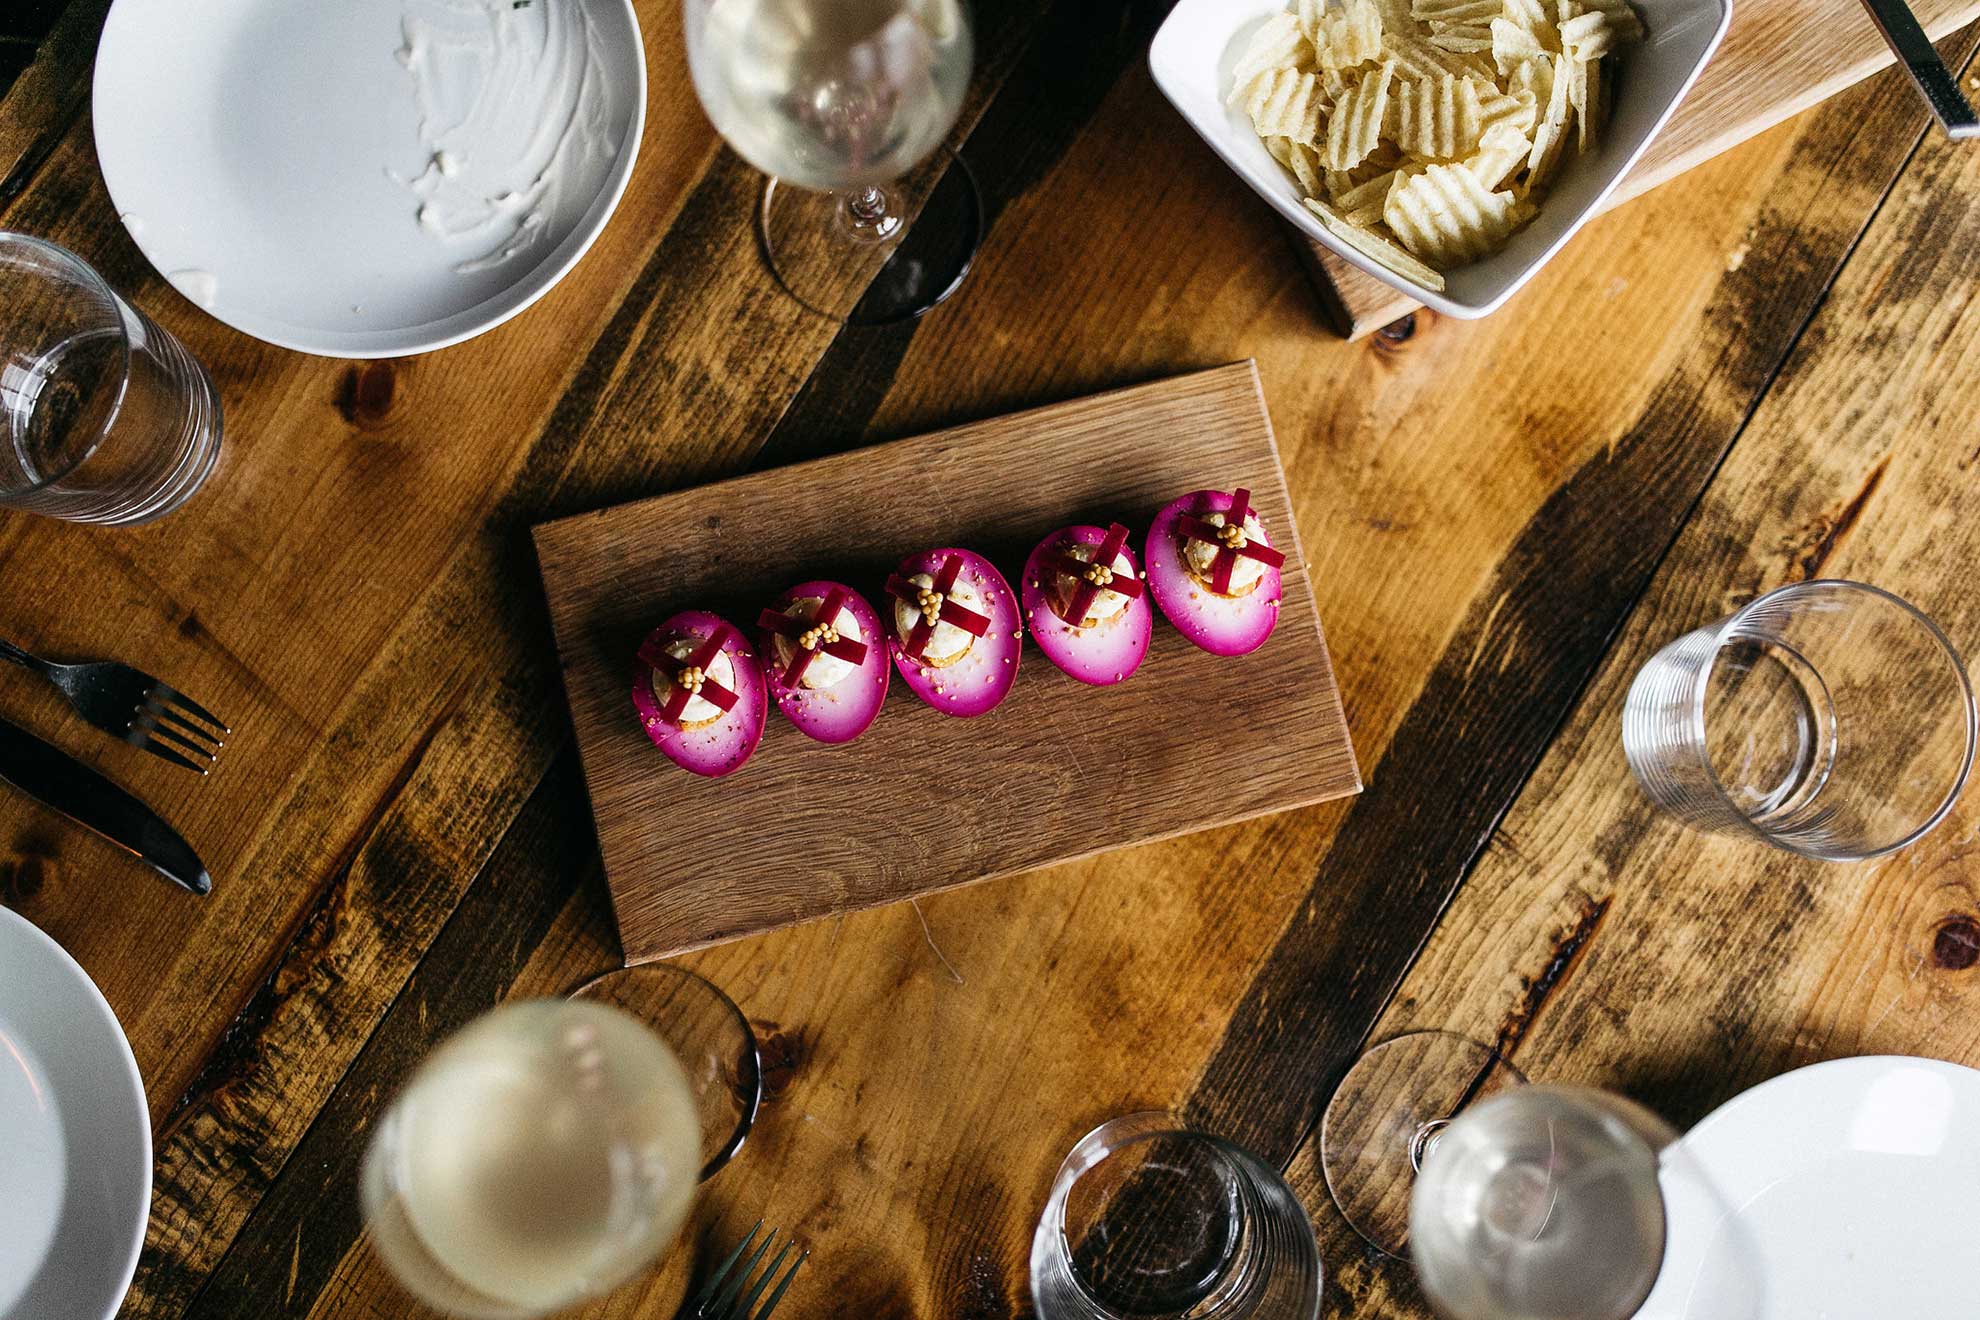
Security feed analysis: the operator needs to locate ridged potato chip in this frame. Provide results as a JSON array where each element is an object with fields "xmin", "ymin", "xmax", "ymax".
[
  {"xmin": 1320, "ymin": 0, "xmax": 1388, "ymax": 67},
  {"xmin": 1383, "ymin": 161, "xmax": 1531, "ymax": 262},
  {"xmin": 1387, "ymin": 34, "xmax": 1497, "ymax": 80},
  {"xmin": 1246, "ymin": 67, "xmax": 1329, "ymax": 144},
  {"xmin": 1491, "ymin": 16, "xmax": 1550, "ymax": 73},
  {"xmin": 1525, "ymin": 51, "xmax": 1573, "ymax": 187},
  {"xmin": 1305, "ymin": 197, "xmax": 1448, "ymax": 291},
  {"xmin": 1324, "ymin": 61, "xmax": 1398, "ymax": 171},
  {"xmin": 1393, "ymin": 74, "xmax": 1484, "ymax": 159},
  {"xmin": 1559, "ymin": 7, "xmax": 1615, "ymax": 61}
]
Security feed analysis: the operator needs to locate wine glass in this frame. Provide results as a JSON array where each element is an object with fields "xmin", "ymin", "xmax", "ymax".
[
  {"xmin": 360, "ymin": 968, "xmax": 761, "ymax": 1318},
  {"xmin": 683, "ymin": 0, "xmax": 980, "ymax": 324},
  {"xmin": 1321, "ymin": 1033, "xmax": 1762, "ymax": 1320}
]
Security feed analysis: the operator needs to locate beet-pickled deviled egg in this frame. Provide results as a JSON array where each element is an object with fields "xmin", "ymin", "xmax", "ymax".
[
  {"xmin": 1021, "ymin": 522, "xmax": 1152, "ymax": 686},
  {"xmin": 1145, "ymin": 487, "xmax": 1288, "ymax": 657},
  {"xmin": 754, "ymin": 582, "xmax": 889, "ymax": 745},
  {"xmin": 630, "ymin": 612, "xmax": 767, "ymax": 777},
  {"xmin": 882, "ymin": 549, "xmax": 1021, "ymax": 717}
]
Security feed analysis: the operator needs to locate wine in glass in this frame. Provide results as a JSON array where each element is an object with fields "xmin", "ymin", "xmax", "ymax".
[
  {"xmin": 684, "ymin": 0, "xmax": 980, "ymax": 324},
  {"xmin": 361, "ymin": 968, "xmax": 762, "ymax": 1318}
]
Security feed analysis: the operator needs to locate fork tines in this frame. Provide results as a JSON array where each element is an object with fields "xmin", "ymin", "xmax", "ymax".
[
  {"xmin": 689, "ymin": 1221, "xmax": 809, "ymax": 1320},
  {"xmin": 128, "ymin": 684, "xmax": 228, "ymax": 775}
]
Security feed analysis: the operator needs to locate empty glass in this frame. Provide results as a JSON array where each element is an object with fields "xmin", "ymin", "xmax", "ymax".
[
  {"xmin": 1031, "ymin": 1113, "xmax": 1321, "ymax": 1320},
  {"xmin": 1623, "ymin": 580, "xmax": 1976, "ymax": 860},
  {"xmin": 0, "ymin": 233, "xmax": 221, "ymax": 526},
  {"xmin": 1321, "ymin": 1033, "xmax": 1761, "ymax": 1320}
]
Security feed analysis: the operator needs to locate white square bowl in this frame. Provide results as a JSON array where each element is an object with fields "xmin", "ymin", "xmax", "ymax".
[{"xmin": 1149, "ymin": 0, "xmax": 1733, "ymax": 319}]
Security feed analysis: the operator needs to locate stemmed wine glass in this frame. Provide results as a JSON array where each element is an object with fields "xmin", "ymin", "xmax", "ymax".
[
  {"xmin": 1321, "ymin": 1031, "xmax": 1762, "ymax": 1320},
  {"xmin": 683, "ymin": 0, "xmax": 980, "ymax": 324},
  {"xmin": 361, "ymin": 965, "xmax": 761, "ymax": 1318}
]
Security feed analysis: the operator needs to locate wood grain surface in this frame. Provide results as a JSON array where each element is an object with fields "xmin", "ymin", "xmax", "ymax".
[
  {"xmin": 537, "ymin": 364, "xmax": 1358, "ymax": 962},
  {"xmin": 0, "ymin": 2, "xmax": 1974, "ymax": 1319},
  {"xmin": 1303, "ymin": 0, "xmax": 1980, "ymax": 338}
]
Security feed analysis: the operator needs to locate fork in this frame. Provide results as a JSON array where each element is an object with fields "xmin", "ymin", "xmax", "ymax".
[
  {"xmin": 0, "ymin": 637, "xmax": 229, "ymax": 775},
  {"xmin": 686, "ymin": 1221, "xmax": 808, "ymax": 1320}
]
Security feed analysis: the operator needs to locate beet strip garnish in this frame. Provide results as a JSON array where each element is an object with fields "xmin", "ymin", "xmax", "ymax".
[
  {"xmin": 1048, "ymin": 523, "xmax": 1143, "ymax": 623},
  {"xmin": 642, "ymin": 626, "xmax": 742, "ymax": 721},
  {"xmin": 886, "ymin": 556, "xmax": 993, "ymax": 659},
  {"xmin": 762, "ymin": 589, "xmax": 868, "ymax": 688},
  {"xmin": 1178, "ymin": 492, "xmax": 1288, "ymax": 594}
]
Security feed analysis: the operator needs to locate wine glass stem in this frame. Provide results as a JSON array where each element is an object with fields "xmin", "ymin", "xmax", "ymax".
[
  {"xmin": 837, "ymin": 184, "xmax": 903, "ymax": 244},
  {"xmin": 1409, "ymin": 1117, "xmax": 1451, "ymax": 1173}
]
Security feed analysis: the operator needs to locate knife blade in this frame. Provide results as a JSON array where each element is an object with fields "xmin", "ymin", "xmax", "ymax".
[{"xmin": 0, "ymin": 716, "xmax": 210, "ymax": 895}]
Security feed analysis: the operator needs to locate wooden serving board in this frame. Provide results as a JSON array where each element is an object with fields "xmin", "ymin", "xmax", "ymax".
[
  {"xmin": 1304, "ymin": 0, "xmax": 1980, "ymax": 337},
  {"xmin": 534, "ymin": 363, "xmax": 1360, "ymax": 963}
]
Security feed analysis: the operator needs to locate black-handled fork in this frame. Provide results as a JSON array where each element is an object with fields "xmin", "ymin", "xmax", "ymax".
[
  {"xmin": 0, "ymin": 637, "xmax": 229, "ymax": 774},
  {"xmin": 688, "ymin": 1222, "xmax": 808, "ymax": 1320}
]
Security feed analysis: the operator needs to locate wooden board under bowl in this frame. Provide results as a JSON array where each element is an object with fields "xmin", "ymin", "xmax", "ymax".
[
  {"xmin": 534, "ymin": 362, "xmax": 1361, "ymax": 963},
  {"xmin": 1302, "ymin": 0, "xmax": 1980, "ymax": 338}
]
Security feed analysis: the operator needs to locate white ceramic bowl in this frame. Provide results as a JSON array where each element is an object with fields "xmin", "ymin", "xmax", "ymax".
[
  {"xmin": 1149, "ymin": 0, "xmax": 1732, "ymax": 318},
  {"xmin": 93, "ymin": 0, "xmax": 646, "ymax": 358}
]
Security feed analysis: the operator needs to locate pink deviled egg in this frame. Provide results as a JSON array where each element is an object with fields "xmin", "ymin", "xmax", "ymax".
[
  {"xmin": 881, "ymin": 548, "xmax": 1022, "ymax": 717},
  {"xmin": 1021, "ymin": 522, "xmax": 1152, "ymax": 686},
  {"xmin": 1144, "ymin": 487, "xmax": 1287, "ymax": 657},
  {"xmin": 755, "ymin": 581, "xmax": 889, "ymax": 745},
  {"xmin": 630, "ymin": 612, "xmax": 767, "ymax": 777}
]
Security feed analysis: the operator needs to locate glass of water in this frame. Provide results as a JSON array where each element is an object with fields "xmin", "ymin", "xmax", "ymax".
[
  {"xmin": 0, "ymin": 233, "xmax": 221, "ymax": 526},
  {"xmin": 1030, "ymin": 1113, "xmax": 1321, "ymax": 1320},
  {"xmin": 684, "ymin": 0, "xmax": 980, "ymax": 325},
  {"xmin": 362, "ymin": 968, "xmax": 760, "ymax": 1318},
  {"xmin": 1622, "ymin": 580, "xmax": 1975, "ymax": 860}
]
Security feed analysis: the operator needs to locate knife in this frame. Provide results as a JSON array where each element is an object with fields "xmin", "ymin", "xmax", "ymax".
[
  {"xmin": 1855, "ymin": 0, "xmax": 1980, "ymax": 140},
  {"xmin": 0, "ymin": 716, "xmax": 211, "ymax": 895}
]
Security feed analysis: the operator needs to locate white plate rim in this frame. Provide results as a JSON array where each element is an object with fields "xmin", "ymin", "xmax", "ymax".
[
  {"xmin": 0, "ymin": 906, "xmax": 151, "ymax": 1320},
  {"xmin": 89, "ymin": 0, "xmax": 648, "ymax": 359}
]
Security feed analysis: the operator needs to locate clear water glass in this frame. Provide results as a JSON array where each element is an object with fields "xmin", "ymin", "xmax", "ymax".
[
  {"xmin": 1410, "ymin": 1086, "xmax": 1762, "ymax": 1320},
  {"xmin": 0, "ymin": 233, "xmax": 221, "ymax": 526},
  {"xmin": 1031, "ymin": 1113, "xmax": 1322, "ymax": 1320},
  {"xmin": 1623, "ymin": 580, "xmax": 1976, "ymax": 860}
]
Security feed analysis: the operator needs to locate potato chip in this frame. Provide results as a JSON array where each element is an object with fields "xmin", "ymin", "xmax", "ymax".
[
  {"xmin": 1246, "ymin": 67, "xmax": 1329, "ymax": 144},
  {"xmin": 1501, "ymin": 0, "xmax": 1555, "ymax": 34},
  {"xmin": 1508, "ymin": 54, "xmax": 1554, "ymax": 105},
  {"xmin": 1525, "ymin": 52, "xmax": 1573, "ymax": 188},
  {"xmin": 1426, "ymin": 23, "xmax": 1496, "ymax": 53},
  {"xmin": 1559, "ymin": 8, "xmax": 1615, "ymax": 62},
  {"xmin": 1336, "ymin": 167, "xmax": 1404, "ymax": 212},
  {"xmin": 1383, "ymin": 162, "xmax": 1530, "ymax": 263},
  {"xmin": 1465, "ymin": 120, "xmax": 1530, "ymax": 189},
  {"xmin": 1491, "ymin": 16, "xmax": 1550, "ymax": 74},
  {"xmin": 1477, "ymin": 83, "xmax": 1538, "ymax": 136},
  {"xmin": 1576, "ymin": 0, "xmax": 1645, "ymax": 41},
  {"xmin": 1385, "ymin": 34, "xmax": 1496, "ymax": 81},
  {"xmin": 1324, "ymin": 61, "xmax": 1397, "ymax": 171},
  {"xmin": 1410, "ymin": 0, "xmax": 1500, "ymax": 24},
  {"xmin": 1320, "ymin": 0, "xmax": 1387, "ymax": 67},
  {"xmin": 1228, "ymin": 12, "xmax": 1310, "ymax": 102},
  {"xmin": 1574, "ymin": 56, "xmax": 1605, "ymax": 153},
  {"xmin": 1304, "ymin": 197, "xmax": 1448, "ymax": 291},
  {"xmin": 1394, "ymin": 74, "xmax": 1484, "ymax": 159},
  {"xmin": 1295, "ymin": 0, "xmax": 1331, "ymax": 44},
  {"xmin": 1285, "ymin": 138, "xmax": 1328, "ymax": 194}
]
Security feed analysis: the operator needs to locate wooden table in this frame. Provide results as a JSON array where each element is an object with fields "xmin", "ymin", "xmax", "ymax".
[{"xmin": 3, "ymin": 3, "xmax": 1978, "ymax": 1317}]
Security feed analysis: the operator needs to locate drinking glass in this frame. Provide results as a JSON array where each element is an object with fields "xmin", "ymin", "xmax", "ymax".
[
  {"xmin": 1622, "ymin": 580, "xmax": 1975, "ymax": 860},
  {"xmin": 361, "ymin": 968, "xmax": 760, "ymax": 1319},
  {"xmin": 1031, "ymin": 1113, "xmax": 1322, "ymax": 1320},
  {"xmin": 1321, "ymin": 1033, "xmax": 1762, "ymax": 1320},
  {"xmin": 0, "ymin": 233, "xmax": 221, "ymax": 526},
  {"xmin": 683, "ymin": 0, "xmax": 980, "ymax": 325}
]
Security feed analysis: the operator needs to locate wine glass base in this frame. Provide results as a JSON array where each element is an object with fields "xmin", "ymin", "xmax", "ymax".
[
  {"xmin": 568, "ymin": 964, "xmax": 762, "ymax": 1182},
  {"xmin": 1319, "ymin": 1031, "xmax": 1526, "ymax": 1257},
  {"xmin": 758, "ymin": 150, "xmax": 981, "ymax": 326}
]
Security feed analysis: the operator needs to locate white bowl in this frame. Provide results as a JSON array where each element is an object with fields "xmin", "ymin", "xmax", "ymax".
[{"xmin": 1149, "ymin": 0, "xmax": 1732, "ymax": 318}]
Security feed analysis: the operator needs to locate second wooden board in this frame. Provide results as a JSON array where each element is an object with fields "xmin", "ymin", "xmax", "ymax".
[{"xmin": 534, "ymin": 363, "xmax": 1361, "ymax": 963}]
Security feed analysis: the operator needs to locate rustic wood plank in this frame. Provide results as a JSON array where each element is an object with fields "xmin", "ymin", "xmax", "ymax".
[
  {"xmin": 0, "ymin": 0, "xmax": 106, "ymax": 206},
  {"xmin": 218, "ymin": 35, "xmax": 1978, "ymax": 1320},
  {"xmin": 537, "ymin": 364, "xmax": 1358, "ymax": 962},
  {"xmin": 1287, "ymin": 39, "xmax": 1980, "ymax": 1317},
  {"xmin": 1308, "ymin": 4, "xmax": 1980, "ymax": 338}
]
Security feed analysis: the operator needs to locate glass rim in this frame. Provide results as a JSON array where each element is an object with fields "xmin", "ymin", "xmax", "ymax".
[
  {"xmin": 1691, "ymin": 578, "xmax": 1978, "ymax": 862},
  {"xmin": 0, "ymin": 231, "xmax": 136, "ymax": 492},
  {"xmin": 565, "ymin": 962, "xmax": 762, "ymax": 1183}
]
